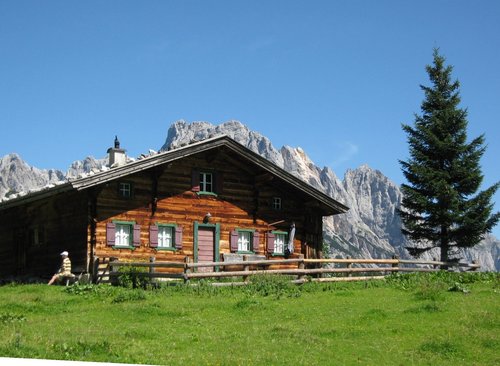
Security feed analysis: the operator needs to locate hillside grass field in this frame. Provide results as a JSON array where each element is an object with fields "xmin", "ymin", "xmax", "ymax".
[{"xmin": 0, "ymin": 272, "xmax": 498, "ymax": 365}]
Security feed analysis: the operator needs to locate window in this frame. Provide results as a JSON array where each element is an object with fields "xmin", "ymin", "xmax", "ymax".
[
  {"xmin": 115, "ymin": 223, "xmax": 132, "ymax": 247},
  {"xmin": 29, "ymin": 226, "xmax": 44, "ymax": 246},
  {"xmin": 200, "ymin": 172, "xmax": 213, "ymax": 193},
  {"xmin": 106, "ymin": 221, "xmax": 140, "ymax": 248},
  {"xmin": 118, "ymin": 182, "xmax": 132, "ymax": 198},
  {"xmin": 150, "ymin": 224, "xmax": 183, "ymax": 250},
  {"xmin": 272, "ymin": 197, "xmax": 282, "ymax": 210},
  {"xmin": 230, "ymin": 229, "xmax": 259, "ymax": 253},
  {"xmin": 192, "ymin": 169, "xmax": 223, "ymax": 195},
  {"xmin": 158, "ymin": 225, "xmax": 174, "ymax": 248},
  {"xmin": 238, "ymin": 231, "xmax": 252, "ymax": 252},
  {"xmin": 274, "ymin": 233, "xmax": 286, "ymax": 254}
]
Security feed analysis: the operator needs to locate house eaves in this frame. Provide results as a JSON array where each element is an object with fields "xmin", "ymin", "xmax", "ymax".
[{"xmin": 0, "ymin": 135, "xmax": 349, "ymax": 215}]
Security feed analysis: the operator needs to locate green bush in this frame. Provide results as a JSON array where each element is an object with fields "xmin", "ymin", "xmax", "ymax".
[{"xmin": 116, "ymin": 266, "xmax": 152, "ymax": 289}]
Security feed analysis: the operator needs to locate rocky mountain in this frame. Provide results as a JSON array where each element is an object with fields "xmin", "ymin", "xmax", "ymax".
[
  {"xmin": 0, "ymin": 153, "xmax": 65, "ymax": 199},
  {"xmin": 161, "ymin": 120, "xmax": 499, "ymax": 270},
  {"xmin": 1, "ymin": 120, "xmax": 498, "ymax": 270}
]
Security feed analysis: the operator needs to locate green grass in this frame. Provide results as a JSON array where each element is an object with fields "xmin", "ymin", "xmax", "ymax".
[{"xmin": 0, "ymin": 272, "xmax": 498, "ymax": 365}]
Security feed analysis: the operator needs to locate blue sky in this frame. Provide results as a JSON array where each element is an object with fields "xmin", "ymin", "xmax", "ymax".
[{"xmin": 1, "ymin": 1, "xmax": 498, "ymax": 236}]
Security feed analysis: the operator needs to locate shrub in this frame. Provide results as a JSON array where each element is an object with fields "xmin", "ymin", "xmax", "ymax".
[{"xmin": 116, "ymin": 266, "xmax": 152, "ymax": 289}]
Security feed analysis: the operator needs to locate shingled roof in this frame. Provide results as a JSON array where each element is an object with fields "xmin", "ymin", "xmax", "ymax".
[{"xmin": 0, "ymin": 135, "xmax": 349, "ymax": 215}]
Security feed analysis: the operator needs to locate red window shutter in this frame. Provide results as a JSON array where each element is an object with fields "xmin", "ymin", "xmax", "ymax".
[
  {"xmin": 133, "ymin": 224, "xmax": 141, "ymax": 247},
  {"xmin": 191, "ymin": 169, "xmax": 200, "ymax": 192},
  {"xmin": 230, "ymin": 230, "xmax": 239, "ymax": 252},
  {"xmin": 215, "ymin": 172, "xmax": 223, "ymax": 194},
  {"xmin": 150, "ymin": 225, "xmax": 158, "ymax": 248},
  {"xmin": 175, "ymin": 225, "xmax": 183, "ymax": 249},
  {"xmin": 106, "ymin": 222, "xmax": 116, "ymax": 246},
  {"xmin": 253, "ymin": 231, "xmax": 260, "ymax": 252},
  {"xmin": 266, "ymin": 232, "xmax": 275, "ymax": 254}
]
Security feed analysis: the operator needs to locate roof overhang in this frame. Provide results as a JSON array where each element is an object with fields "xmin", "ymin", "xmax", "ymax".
[{"xmin": 0, "ymin": 135, "xmax": 349, "ymax": 215}]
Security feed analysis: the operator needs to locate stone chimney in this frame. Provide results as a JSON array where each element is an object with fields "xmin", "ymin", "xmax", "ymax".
[{"xmin": 107, "ymin": 136, "xmax": 127, "ymax": 167}]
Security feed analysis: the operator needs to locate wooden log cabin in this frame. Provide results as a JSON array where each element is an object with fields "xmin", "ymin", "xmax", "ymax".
[{"xmin": 0, "ymin": 135, "xmax": 348, "ymax": 280}]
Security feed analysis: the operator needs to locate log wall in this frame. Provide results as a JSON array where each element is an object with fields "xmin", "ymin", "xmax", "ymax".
[
  {"xmin": 0, "ymin": 191, "xmax": 88, "ymax": 278},
  {"xmin": 93, "ymin": 151, "xmax": 325, "ymax": 267}
]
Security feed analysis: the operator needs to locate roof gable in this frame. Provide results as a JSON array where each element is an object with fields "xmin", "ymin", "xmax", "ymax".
[{"xmin": 0, "ymin": 135, "xmax": 349, "ymax": 215}]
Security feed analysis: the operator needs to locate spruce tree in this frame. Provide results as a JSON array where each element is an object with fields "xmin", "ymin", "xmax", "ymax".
[{"xmin": 399, "ymin": 49, "xmax": 499, "ymax": 263}]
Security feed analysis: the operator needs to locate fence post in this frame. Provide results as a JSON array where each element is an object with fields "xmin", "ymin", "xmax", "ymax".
[
  {"xmin": 92, "ymin": 256, "xmax": 99, "ymax": 284},
  {"xmin": 242, "ymin": 255, "xmax": 250, "ymax": 282},
  {"xmin": 433, "ymin": 257, "xmax": 440, "ymax": 271},
  {"xmin": 184, "ymin": 256, "xmax": 191, "ymax": 284},
  {"xmin": 110, "ymin": 256, "xmax": 118, "ymax": 285},
  {"xmin": 298, "ymin": 254, "xmax": 305, "ymax": 281},
  {"xmin": 346, "ymin": 255, "xmax": 352, "ymax": 277},
  {"xmin": 471, "ymin": 260, "xmax": 479, "ymax": 272},
  {"xmin": 149, "ymin": 256, "xmax": 156, "ymax": 285},
  {"xmin": 392, "ymin": 255, "xmax": 399, "ymax": 274}
]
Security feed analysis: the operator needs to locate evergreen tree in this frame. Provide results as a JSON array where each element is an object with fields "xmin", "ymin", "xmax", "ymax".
[{"xmin": 399, "ymin": 49, "xmax": 499, "ymax": 263}]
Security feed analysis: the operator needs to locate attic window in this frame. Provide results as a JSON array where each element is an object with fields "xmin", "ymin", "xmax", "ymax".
[
  {"xmin": 200, "ymin": 172, "xmax": 213, "ymax": 193},
  {"xmin": 272, "ymin": 197, "xmax": 282, "ymax": 210},
  {"xmin": 118, "ymin": 182, "xmax": 132, "ymax": 198}
]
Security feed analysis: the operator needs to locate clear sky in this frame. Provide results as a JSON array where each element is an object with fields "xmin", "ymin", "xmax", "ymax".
[{"xmin": 1, "ymin": 1, "xmax": 498, "ymax": 236}]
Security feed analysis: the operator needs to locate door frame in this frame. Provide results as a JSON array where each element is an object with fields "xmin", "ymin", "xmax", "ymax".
[{"xmin": 193, "ymin": 221, "xmax": 220, "ymax": 268}]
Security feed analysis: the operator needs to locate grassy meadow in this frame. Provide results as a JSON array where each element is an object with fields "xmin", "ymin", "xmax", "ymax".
[{"xmin": 0, "ymin": 272, "xmax": 498, "ymax": 365}]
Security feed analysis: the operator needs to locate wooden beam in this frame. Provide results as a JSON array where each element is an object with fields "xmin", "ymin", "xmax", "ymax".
[{"xmin": 219, "ymin": 151, "xmax": 256, "ymax": 175}]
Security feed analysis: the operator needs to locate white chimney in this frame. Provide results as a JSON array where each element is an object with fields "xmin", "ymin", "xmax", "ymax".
[{"xmin": 107, "ymin": 136, "xmax": 127, "ymax": 167}]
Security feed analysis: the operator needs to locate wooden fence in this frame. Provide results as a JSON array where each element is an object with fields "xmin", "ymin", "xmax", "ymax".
[{"xmin": 93, "ymin": 255, "xmax": 481, "ymax": 286}]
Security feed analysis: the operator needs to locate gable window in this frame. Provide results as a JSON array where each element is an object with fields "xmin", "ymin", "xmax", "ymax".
[
  {"xmin": 106, "ymin": 221, "xmax": 141, "ymax": 248},
  {"xmin": 230, "ymin": 229, "xmax": 260, "ymax": 253},
  {"xmin": 272, "ymin": 197, "xmax": 282, "ymax": 210},
  {"xmin": 118, "ymin": 182, "xmax": 132, "ymax": 198},
  {"xmin": 192, "ymin": 169, "xmax": 223, "ymax": 195},
  {"xmin": 200, "ymin": 172, "xmax": 213, "ymax": 193}
]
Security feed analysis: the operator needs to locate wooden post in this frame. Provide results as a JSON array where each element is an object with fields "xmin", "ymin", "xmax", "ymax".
[
  {"xmin": 298, "ymin": 254, "xmax": 305, "ymax": 281},
  {"xmin": 92, "ymin": 256, "xmax": 99, "ymax": 284},
  {"xmin": 149, "ymin": 256, "xmax": 156, "ymax": 286},
  {"xmin": 433, "ymin": 257, "xmax": 439, "ymax": 271},
  {"xmin": 110, "ymin": 256, "xmax": 118, "ymax": 285},
  {"xmin": 184, "ymin": 256, "xmax": 191, "ymax": 284},
  {"xmin": 471, "ymin": 260, "xmax": 479, "ymax": 271},
  {"xmin": 243, "ymin": 255, "xmax": 249, "ymax": 282},
  {"xmin": 346, "ymin": 256, "xmax": 352, "ymax": 277},
  {"xmin": 392, "ymin": 254, "xmax": 399, "ymax": 274}
]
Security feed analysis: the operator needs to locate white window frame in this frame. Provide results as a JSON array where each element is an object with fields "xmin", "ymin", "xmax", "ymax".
[
  {"xmin": 273, "ymin": 232, "xmax": 287, "ymax": 254},
  {"xmin": 158, "ymin": 225, "xmax": 174, "ymax": 249},
  {"xmin": 115, "ymin": 223, "xmax": 132, "ymax": 247},
  {"xmin": 237, "ymin": 230, "xmax": 252, "ymax": 252},
  {"xmin": 199, "ymin": 172, "xmax": 213, "ymax": 193}
]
